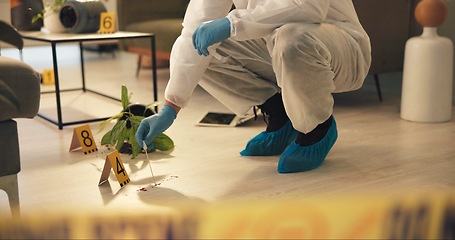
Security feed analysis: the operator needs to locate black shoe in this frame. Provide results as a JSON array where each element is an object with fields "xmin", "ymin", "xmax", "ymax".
[
  {"xmin": 257, "ymin": 93, "xmax": 289, "ymax": 132},
  {"xmin": 295, "ymin": 115, "xmax": 333, "ymax": 146}
]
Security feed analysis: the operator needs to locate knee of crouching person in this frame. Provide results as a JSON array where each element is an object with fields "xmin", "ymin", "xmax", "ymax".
[{"xmin": 272, "ymin": 23, "xmax": 323, "ymax": 62}]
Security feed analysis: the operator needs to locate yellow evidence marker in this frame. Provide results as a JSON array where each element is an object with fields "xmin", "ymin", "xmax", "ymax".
[
  {"xmin": 69, "ymin": 124, "xmax": 98, "ymax": 154},
  {"xmin": 98, "ymin": 150, "xmax": 130, "ymax": 187},
  {"xmin": 98, "ymin": 12, "xmax": 116, "ymax": 34},
  {"xmin": 42, "ymin": 69, "xmax": 55, "ymax": 85}
]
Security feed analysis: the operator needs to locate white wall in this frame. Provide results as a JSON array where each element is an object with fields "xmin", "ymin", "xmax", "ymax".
[{"xmin": 0, "ymin": 0, "xmax": 10, "ymax": 23}]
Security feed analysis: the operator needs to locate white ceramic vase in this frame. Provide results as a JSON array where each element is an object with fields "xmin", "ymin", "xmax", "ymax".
[
  {"xmin": 400, "ymin": 27, "xmax": 453, "ymax": 123},
  {"xmin": 42, "ymin": 6, "xmax": 66, "ymax": 33},
  {"xmin": 400, "ymin": 0, "xmax": 453, "ymax": 123}
]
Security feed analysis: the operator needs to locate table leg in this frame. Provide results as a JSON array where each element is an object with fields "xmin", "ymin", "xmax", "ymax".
[
  {"xmin": 52, "ymin": 42, "xmax": 64, "ymax": 129},
  {"xmin": 79, "ymin": 42, "xmax": 86, "ymax": 92}
]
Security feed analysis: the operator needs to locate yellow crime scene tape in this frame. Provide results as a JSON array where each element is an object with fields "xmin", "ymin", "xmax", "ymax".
[{"xmin": 1, "ymin": 191, "xmax": 454, "ymax": 239}]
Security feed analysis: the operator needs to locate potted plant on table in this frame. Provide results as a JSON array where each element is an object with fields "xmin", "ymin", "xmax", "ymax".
[
  {"xmin": 32, "ymin": 0, "xmax": 66, "ymax": 33},
  {"xmin": 98, "ymin": 85, "xmax": 174, "ymax": 159}
]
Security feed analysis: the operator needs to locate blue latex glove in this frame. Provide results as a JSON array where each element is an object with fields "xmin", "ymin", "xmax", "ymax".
[
  {"xmin": 192, "ymin": 17, "xmax": 230, "ymax": 56},
  {"xmin": 135, "ymin": 104, "xmax": 177, "ymax": 149}
]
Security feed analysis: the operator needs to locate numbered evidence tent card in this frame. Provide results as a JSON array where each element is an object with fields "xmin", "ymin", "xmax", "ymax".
[
  {"xmin": 41, "ymin": 69, "xmax": 55, "ymax": 85},
  {"xmin": 69, "ymin": 124, "xmax": 98, "ymax": 154},
  {"xmin": 99, "ymin": 150, "xmax": 130, "ymax": 187},
  {"xmin": 98, "ymin": 12, "xmax": 116, "ymax": 34}
]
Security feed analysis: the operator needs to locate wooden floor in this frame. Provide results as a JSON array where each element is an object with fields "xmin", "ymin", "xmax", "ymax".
[{"xmin": 1, "ymin": 44, "xmax": 454, "ymax": 219}]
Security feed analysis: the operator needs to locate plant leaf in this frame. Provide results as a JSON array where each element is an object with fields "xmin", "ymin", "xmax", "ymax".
[
  {"xmin": 129, "ymin": 115, "xmax": 144, "ymax": 126},
  {"xmin": 129, "ymin": 115, "xmax": 144, "ymax": 158},
  {"xmin": 114, "ymin": 125, "xmax": 130, "ymax": 151},
  {"xmin": 144, "ymin": 102, "xmax": 161, "ymax": 115},
  {"xmin": 0, "ymin": 80, "xmax": 20, "ymax": 110},
  {"xmin": 101, "ymin": 129, "xmax": 112, "ymax": 145},
  {"xmin": 31, "ymin": 13, "xmax": 43, "ymax": 23},
  {"xmin": 121, "ymin": 85, "xmax": 129, "ymax": 111},
  {"xmin": 110, "ymin": 119, "xmax": 127, "ymax": 147},
  {"xmin": 98, "ymin": 112, "xmax": 124, "ymax": 133},
  {"xmin": 152, "ymin": 133, "xmax": 175, "ymax": 151},
  {"xmin": 130, "ymin": 124, "xmax": 141, "ymax": 159}
]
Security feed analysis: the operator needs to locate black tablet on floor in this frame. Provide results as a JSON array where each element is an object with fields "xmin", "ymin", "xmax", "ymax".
[{"xmin": 196, "ymin": 112, "xmax": 254, "ymax": 127}]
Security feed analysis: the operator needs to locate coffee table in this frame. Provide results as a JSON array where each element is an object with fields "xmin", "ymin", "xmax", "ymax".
[{"xmin": 20, "ymin": 31, "xmax": 157, "ymax": 130}]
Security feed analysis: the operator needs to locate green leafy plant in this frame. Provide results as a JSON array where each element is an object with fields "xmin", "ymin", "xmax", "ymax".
[
  {"xmin": 98, "ymin": 85, "xmax": 174, "ymax": 158},
  {"xmin": 0, "ymin": 79, "xmax": 20, "ymax": 110}
]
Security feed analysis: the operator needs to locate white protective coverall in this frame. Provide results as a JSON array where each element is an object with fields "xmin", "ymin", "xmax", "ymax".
[{"xmin": 164, "ymin": 0, "xmax": 371, "ymax": 133}]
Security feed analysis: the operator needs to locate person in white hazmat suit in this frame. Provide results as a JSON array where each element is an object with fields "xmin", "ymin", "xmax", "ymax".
[{"xmin": 136, "ymin": 0, "xmax": 371, "ymax": 173}]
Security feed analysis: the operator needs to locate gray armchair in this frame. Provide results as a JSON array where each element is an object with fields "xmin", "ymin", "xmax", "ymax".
[
  {"xmin": 0, "ymin": 20, "xmax": 41, "ymax": 218},
  {"xmin": 0, "ymin": 20, "xmax": 41, "ymax": 177}
]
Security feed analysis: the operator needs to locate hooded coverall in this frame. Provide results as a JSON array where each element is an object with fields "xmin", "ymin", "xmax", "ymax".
[{"xmin": 164, "ymin": 0, "xmax": 371, "ymax": 133}]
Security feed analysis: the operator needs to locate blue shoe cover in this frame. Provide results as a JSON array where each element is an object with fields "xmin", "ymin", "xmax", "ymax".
[
  {"xmin": 240, "ymin": 120, "xmax": 298, "ymax": 156},
  {"xmin": 278, "ymin": 117, "xmax": 338, "ymax": 173}
]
